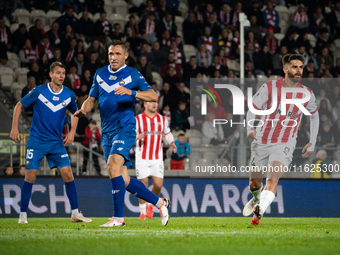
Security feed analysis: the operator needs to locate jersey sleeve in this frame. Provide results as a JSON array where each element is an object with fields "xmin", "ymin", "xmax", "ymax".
[
  {"xmin": 306, "ymin": 91, "xmax": 318, "ymax": 114},
  {"xmin": 163, "ymin": 117, "xmax": 171, "ymax": 135},
  {"xmin": 252, "ymin": 83, "xmax": 269, "ymax": 110},
  {"xmin": 20, "ymin": 86, "xmax": 40, "ymax": 108},
  {"xmin": 68, "ymin": 91, "xmax": 78, "ymax": 114},
  {"xmin": 132, "ymin": 69, "xmax": 153, "ymax": 92},
  {"xmin": 89, "ymin": 70, "xmax": 100, "ymax": 98}
]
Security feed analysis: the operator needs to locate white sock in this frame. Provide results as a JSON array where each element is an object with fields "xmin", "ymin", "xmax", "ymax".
[
  {"xmin": 259, "ymin": 190, "xmax": 275, "ymax": 216},
  {"xmin": 139, "ymin": 203, "xmax": 147, "ymax": 214},
  {"xmin": 250, "ymin": 184, "xmax": 263, "ymax": 201},
  {"xmin": 114, "ymin": 217, "xmax": 124, "ymax": 222},
  {"xmin": 20, "ymin": 212, "xmax": 27, "ymax": 218},
  {"xmin": 155, "ymin": 198, "xmax": 163, "ymax": 208},
  {"xmin": 71, "ymin": 209, "xmax": 79, "ymax": 217}
]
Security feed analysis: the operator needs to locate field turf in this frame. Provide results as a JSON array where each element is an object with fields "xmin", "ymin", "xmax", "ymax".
[{"xmin": 0, "ymin": 217, "xmax": 339, "ymax": 255}]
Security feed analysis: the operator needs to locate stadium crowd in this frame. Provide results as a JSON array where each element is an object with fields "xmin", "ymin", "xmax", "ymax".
[{"xmin": 1, "ymin": 0, "xmax": 340, "ymax": 171}]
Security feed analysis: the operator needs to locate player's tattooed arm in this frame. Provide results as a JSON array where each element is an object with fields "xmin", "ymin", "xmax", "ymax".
[{"xmin": 10, "ymin": 102, "xmax": 24, "ymax": 142}]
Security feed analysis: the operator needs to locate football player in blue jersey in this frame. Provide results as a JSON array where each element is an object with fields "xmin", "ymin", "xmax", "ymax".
[
  {"xmin": 10, "ymin": 61, "xmax": 92, "ymax": 224},
  {"xmin": 75, "ymin": 40, "xmax": 170, "ymax": 227}
]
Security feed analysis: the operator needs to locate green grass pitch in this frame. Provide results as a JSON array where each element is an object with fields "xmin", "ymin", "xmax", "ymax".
[{"xmin": 1, "ymin": 217, "xmax": 339, "ymax": 255}]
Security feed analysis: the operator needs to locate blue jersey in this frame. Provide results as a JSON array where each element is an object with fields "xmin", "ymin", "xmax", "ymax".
[
  {"xmin": 20, "ymin": 83, "xmax": 78, "ymax": 141},
  {"xmin": 89, "ymin": 65, "xmax": 153, "ymax": 134}
]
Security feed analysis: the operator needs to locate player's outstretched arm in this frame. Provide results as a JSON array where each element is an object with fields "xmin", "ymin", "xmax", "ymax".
[
  {"xmin": 10, "ymin": 102, "xmax": 23, "ymax": 142},
  {"xmin": 74, "ymin": 97, "xmax": 96, "ymax": 117},
  {"xmin": 114, "ymin": 87, "xmax": 158, "ymax": 102}
]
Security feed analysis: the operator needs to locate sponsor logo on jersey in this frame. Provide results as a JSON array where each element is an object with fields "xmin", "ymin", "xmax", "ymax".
[
  {"xmin": 142, "ymin": 131, "xmax": 163, "ymax": 135},
  {"xmin": 112, "ymin": 190, "xmax": 120, "ymax": 194},
  {"xmin": 109, "ymin": 75, "xmax": 117, "ymax": 80},
  {"xmin": 119, "ymin": 80, "xmax": 125, "ymax": 86},
  {"xmin": 26, "ymin": 160, "xmax": 30, "ymax": 165},
  {"xmin": 117, "ymin": 147, "xmax": 123, "ymax": 151},
  {"xmin": 62, "ymin": 102, "xmax": 66, "ymax": 106},
  {"xmin": 113, "ymin": 140, "xmax": 125, "ymax": 144},
  {"xmin": 61, "ymin": 154, "xmax": 69, "ymax": 158},
  {"xmin": 53, "ymin": 96, "xmax": 59, "ymax": 101},
  {"xmin": 139, "ymin": 76, "xmax": 144, "ymax": 79}
]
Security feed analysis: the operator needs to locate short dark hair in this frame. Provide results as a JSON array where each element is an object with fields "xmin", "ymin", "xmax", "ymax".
[
  {"xmin": 282, "ymin": 54, "xmax": 305, "ymax": 66},
  {"xmin": 89, "ymin": 120, "xmax": 97, "ymax": 125},
  {"xmin": 178, "ymin": 133, "xmax": 186, "ymax": 138},
  {"xmin": 107, "ymin": 39, "xmax": 127, "ymax": 52},
  {"xmin": 50, "ymin": 61, "xmax": 66, "ymax": 73}
]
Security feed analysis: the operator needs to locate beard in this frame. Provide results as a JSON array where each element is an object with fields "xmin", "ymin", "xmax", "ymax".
[{"xmin": 287, "ymin": 71, "xmax": 301, "ymax": 83}]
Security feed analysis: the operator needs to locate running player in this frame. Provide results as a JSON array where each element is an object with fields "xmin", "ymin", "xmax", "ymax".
[
  {"xmin": 243, "ymin": 54, "xmax": 319, "ymax": 225},
  {"xmin": 10, "ymin": 61, "xmax": 92, "ymax": 224},
  {"xmin": 75, "ymin": 40, "xmax": 170, "ymax": 227},
  {"xmin": 135, "ymin": 101, "xmax": 177, "ymax": 220}
]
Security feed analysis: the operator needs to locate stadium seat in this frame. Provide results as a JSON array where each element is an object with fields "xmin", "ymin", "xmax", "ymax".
[
  {"xmin": 308, "ymin": 34, "xmax": 317, "ymax": 48},
  {"xmin": 164, "ymin": 158, "xmax": 171, "ymax": 170},
  {"xmin": 275, "ymin": 5, "xmax": 289, "ymax": 22},
  {"xmin": 15, "ymin": 67, "xmax": 30, "ymax": 84},
  {"xmin": 113, "ymin": 0, "xmax": 128, "ymax": 17},
  {"xmin": 0, "ymin": 67, "xmax": 15, "ymax": 90},
  {"xmin": 93, "ymin": 12, "xmax": 101, "ymax": 22},
  {"xmin": 274, "ymin": 33, "xmax": 285, "ymax": 44},
  {"xmin": 203, "ymin": 150, "xmax": 218, "ymax": 161},
  {"xmin": 152, "ymin": 72, "xmax": 163, "ymax": 90},
  {"xmin": 333, "ymin": 39, "xmax": 340, "ymax": 48},
  {"xmin": 325, "ymin": 6, "xmax": 332, "ymax": 14},
  {"xmin": 188, "ymin": 129, "xmax": 202, "ymax": 138},
  {"xmin": 190, "ymin": 152, "xmax": 202, "ymax": 162},
  {"xmin": 11, "ymin": 82, "xmax": 25, "ymax": 101},
  {"xmin": 104, "ymin": 0, "xmax": 114, "ymax": 16},
  {"xmin": 78, "ymin": 12, "xmax": 94, "ymax": 21},
  {"xmin": 43, "ymin": 25, "xmax": 51, "ymax": 32},
  {"xmin": 10, "ymin": 23, "xmax": 19, "ymax": 34},
  {"xmin": 108, "ymin": 13, "xmax": 126, "ymax": 29},
  {"xmin": 188, "ymin": 136, "xmax": 202, "ymax": 146},
  {"xmin": 175, "ymin": 16, "xmax": 184, "ymax": 32},
  {"xmin": 197, "ymin": 158, "xmax": 213, "ymax": 166},
  {"xmin": 178, "ymin": 2, "xmax": 189, "ymax": 19},
  {"xmin": 228, "ymin": 59, "xmax": 240, "ymax": 72},
  {"xmin": 46, "ymin": 10, "xmax": 62, "ymax": 25},
  {"xmin": 12, "ymin": 9, "xmax": 31, "ymax": 25},
  {"xmin": 183, "ymin": 44, "xmax": 197, "ymax": 60},
  {"xmin": 7, "ymin": 52, "xmax": 20, "ymax": 69},
  {"xmin": 288, "ymin": 6, "xmax": 298, "ymax": 14},
  {"xmin": 30, "ymin": 10, "xmax": 47, "ymax": 26},
  {"xmin": 269, "ymin": 75, "xmax": 281, "ymax": 80},
  {"xmin": 214, "ymin": 158, "xmax": 230, "ymax": 166},
  {"xmin": 256, "ymin": 75, "xmax": 270, "ymax": 86}
]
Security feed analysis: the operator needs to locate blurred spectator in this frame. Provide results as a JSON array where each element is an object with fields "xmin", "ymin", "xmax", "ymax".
[
  {"xmin": 91, "ymin": 0, "xmax": 104, "ymax": 14},
  {"xmin": 175, "ymin": 82, "xmax": 190, "ymax": 105},
  {"xmin": 309, "ymin": 6, "xmax": 325, "ymax": 37},
  {"xmin": 50, "ymin": 48, "xmax": 62, "ymax": 64},
  {"xmin": 75, "ymin": 39, "xmax": 87, "ymax": 56},
  {"xmin": 162, "ymin": 105, "xmax": 171, "ymax": 126},
  {"xmin": 202, "ymin": 112, "xmax": 224, "ymax": 145},
  {"xmin": 295, "ymin": 45, "xmax": 308, "ymax": 66},
  {"xmin": 160, "ymin": 29, "xmax": 171, "ymax": 48},
  {"xmin": 56, "ymin": 7, "xmax": 83, "ymax": 36},
  {"xmin": 171, "ymin": 133, "xmax": 191, "ymax": 170},
  {"xmin": 208, "ymin": 55, "xmax": 228, "ymax": 77},
  {"xmin": 292, "ymin": 121, "xmax": 309, "ymax": 165},
  {"xmin": 35, "ymin": 34, "xmax": 54, "ymax": 60},
  {"xmin": 125, "ymin": 14, "xmax": 139, "ymax": 36},
  {"xmin": 316, "ymin": 89, "xmax": 332, "ymax": 111},
  {"xmin": 136, "ymin": 42, "xmax": 153, "ymax": 64},
  {"xmin": 329, "ymin": 1, "xmax": 340, "ymax": 39},
  {"xmin": 125, "ymin": 26, "xmax": 141, "ymax": 53},
  {"xmin": 75, "ymin": 111, "xmax": 92, "ymax": 143},
  {"xmin": 315, "ymin": 28, "xmax": 332, "ymax": 54},
  {"xmin": 245, "ymin": 41, "xmax": 258, "ymax": 71},
  {"xmin": 257, "ymin": 45, "xmax": 273, "ymax": 76},
  {"xmin": 280, "ymin": 26, "xmax": 298, "ymax": 54},
  {"xmin": 247, "ymin": 31, "xmax": 259, "ymax": 52},
  {"xmin": 82, "ymin": 120, "xmax": 102, "ymax": 176},
  {"xmin": 161, "ymin": 52, "xmax": 181, "ymax": 79},
  {"xmin": 303, "ymin": 59, "xmax": 318, "ymax": 78},
  {"xmin": 203, "ymin": 3, "xmax": 217, "ymax": 26},
  {"xmin": 27, "ymin": 62, "xmax": 44, "ymax": 85},
  {"xmin": 331, "ymin": 58, "xmax": 340, "ymax": 77},
  {"xmin": 60, "ymin": 24, "xmax": 75, "ymax": 51},
  {"xmin": 316, "ymin": 47, "xmax": 333, "ymax": 71},
  {"xmin": 86, "ymin": 38, "xmax": 107, "ymax": 66},
  {"xmin": 245, "ymin": 15, "xmax": 263, "ymax": 43},
  {"xmin": 261, "ymin": 27, "xmax": 277, "ymax": 56},
  {"xmin": 246, "ymin": 1, "xmax": 263, "ymax": 29},
  {"xmin": 4, "ymin": 166, "xmax": 14, "ymax": 176},
  {"xmin": 47, "ymin": 22, "xmax": 61, "ymax": 48},
  {"xmin": 332, "ymin": 118, "xmax": 340, "ymax": 145},
  {"xmin": 273, "ymin": 45, "xmax": 287, "ymax": 76},
  {"xmin": 135, "ymin": 55, "xmax": 153, "ymax": 84},
  {"xmin": 329, "ymin": 86, "xmax": 340, "ymax": 106},
  {"xmin": 84, "ymin": 51, "xmax": 100, "ymax": 77},
  {"xmin": 217, "ymin": 27, "xmax": 230, "ymax": 52},
  {"xmin": 75, "ymin": 83, "xmax": 89, "ymax": 109},
  {"xmin": 151, "ymin": 82, "xmax": 160, "ymax": 99},
  {"xmin": 175, "ymin": 101, "xmax": 190, "ymax": 131},
  {"xmin": 29, "ymin": 19, "xmax": 45, "ymax": 47},
  {"xmin": 197, "ymin": 26, "xmax": 216, "ymax": 54},
  {"xmin": 157, "ymin": 0, "xmax": 168, "ymax": 22},
  {"xmin": 319, "ymin": 99, "xmax": 333, "ymax": 121},
  {"xmin": 311, "ymin": 150, "xmax": 329, "ymax": 178},
  {"xmin": 183, "ymin": 56, "xmax": 201, "ymax": 82},
  {"xmin": 70, "ymin": 52, "xmax": 85, "ymax": 76},
  {"xmin": 317, "ymin": 122, "xmax": 335, "ymax": 161},
  {"xmin": 151, "ymin": 41, "xmax": 167, "ymax": 72},
  {"xmin": 158, "ymin": 12, "xmax": 177, "ymax": 39},
  {"xmin": 10, "ymin": 23, "xmax": 29, "ymax": 53},
  {"xmin": 205, "ymin": 11, "xmax": 220, "ymax": 38},
  {"xmin": 19, "ymin": 165, "xmax": 25, "ymax": 177},
  {"xmin": 22, "ymin": 76, "xmax": 36, "ymax": 115},
  {"xmin": 305, "ymin": 72, "xmax": 320, "ymax": 96},
  {"xmin": 332, "ymin": 100, "xmax": 340, "ymax": 122},
  {"xmin": 163, "ymin": 66, "xmax": 180, "ymax": 87},
  {"xmin": 38, "ymin": 53, "xmax": 50, "ymax": 79},
  {"xmin": 218, "ymin": 3, "xmax": 231, "ymax": 29},
  {"xmin": 0, "ymin": 17, "xmax": 11, "ymax": 50},
  {"xmin": 68, "ymin": 65, "xmax": 81, "ymax": 90},
  {"xmin": 140, "ymin": 12, "xmax": 158, "ymax": 45},
  {"xmin": 81, "ymin": 69, "xmax": 93, "ymax": 88},
  {"xmin": 292, "ymin": 4, "xmax": 309, "ymax": 30},
  {"xmin": 183, "ymin": 12, "xmax": 202, "ymax": 47},
  {"xmin": 191, "ymin": 3, "xmax": 204, "ymax": 26},
  {"xmin": 318, "ymin": 63, "xmax": 333, "ymax": 78},
  {"xmin": 196, "ymin": 43, "xmax": 213, "ymax": 74},
  {"xmin": 19, "ymin": 39, "xmax": 37, "ymax": 67},
  {"xmin": 229, "ymin": 2, "xmax": 242, "ymax": 31},
  {"xmin": 95, "ymin": 11, "xmax": 113, "ymax": 42},
  {"xmin": 207, "ymin": 100, "xmax": 226, "ymax": 120},
  {"xmin": 169, "ymin": 40, "xmax": 182, "ymax": 66},
  {"xmin": 166, "ymin": 0, "xmax": 180, "ymax": 16},
  {"xmin": 158, "ymin": 82, "xmax": 177, "ymax": 112},
  {"xmin": 306, "ymin": 47, "xmax": 319, "ymax": 70},
  {"xmin": 190, "ymin": 94, "xmax": 204, "ymax": 131},
  {"xmin": 112, "ymin": 23, "xmax": 125, "ymax": 41},
  {"xmin": 79, "ymin": 9, "xmax": 95, "ymax": 43},
  {"xmin": 63, "ymin": 37, "xmax": 77, "ymax": 65},
  {"xmin": 262, "ymin": 0, "xmax": 280, "ymax": 33}
]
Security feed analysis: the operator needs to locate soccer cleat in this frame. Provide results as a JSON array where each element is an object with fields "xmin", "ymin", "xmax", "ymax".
[
  {"xmin": 251, "ymin": 216, "xmax": 259, "ymax": 226},
  {"xmin": 100, "ymin": 218, "xmax": 125, "ymax": 227},
  {"xmin": 251, "ymin": 204, "xmax": 262, "ymax": 226},
  {"xmin": 139, "ymin": 214, "xmax": 146, "ymax": 220},
  {"xmin": 146, "ymin": 204, "xmax": 154, "ymax": 219},
  {"xmin": 243, "ymin": 197, "xmax": 259, "ymax": 216},
  {"xmin": 71, "ymin": 212, "xmax": 93, "ymax": 223},
  {"xmin": 18, "ymin": 213, "xmax": 28, "ymax": 224},
  {"xmin": 157, "ymin": 198, "xmax": 171, "ymax": 226}
]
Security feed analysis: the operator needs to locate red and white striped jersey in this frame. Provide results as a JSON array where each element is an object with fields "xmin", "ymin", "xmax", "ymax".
[
  {"xmin": 136, "ymin": 112, "xmax": 171, "ymax": 160},
  {"xmin": 292, "ymin": 11, "xmax": 309, "ymax": 24},
  {"xmin": 252, "ymin": 78, "xmax": 317, "ymax": 144}
]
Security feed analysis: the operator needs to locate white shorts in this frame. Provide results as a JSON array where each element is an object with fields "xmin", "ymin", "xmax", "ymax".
[
  {"xmin": 135, "ymin": 158, "xmax": 164, "ymax": 179},
  {"xmin": 250, "ymin": 140, "xmax": 296, "ymax": 168}
]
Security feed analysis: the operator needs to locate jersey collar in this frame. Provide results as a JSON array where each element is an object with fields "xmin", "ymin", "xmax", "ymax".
[
  {"xmin": 48, "ymin": 83, "xmax": 64, "ymax": 95},
  {"xmin": 108, "ymin": 64, "xmax": 127, "ymax": 73}
]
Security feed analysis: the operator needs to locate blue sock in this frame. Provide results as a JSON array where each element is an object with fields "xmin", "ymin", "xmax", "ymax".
[
  {"xmin": 111, "ymin": 176, "xmax": 126, "ymax": 218},
  {"xmin": 126, "ymin": 178, "xmax": 159, "ymax": 205},
  {"xmin": 65, "ymin": 181, "xmax": 79, "ymax": 210},
  {"xmin": 20, "ymin": 181, "xmax": 33, "ymax": 212}
]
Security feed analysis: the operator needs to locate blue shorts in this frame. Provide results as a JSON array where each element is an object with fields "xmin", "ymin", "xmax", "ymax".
[
  {"xmin": 102, "ymin": 123, "xmax": 136, "ymax": 166},
  {"xmin": 25, "ymin": 139, "xmax": 71, "ymax": 170}
]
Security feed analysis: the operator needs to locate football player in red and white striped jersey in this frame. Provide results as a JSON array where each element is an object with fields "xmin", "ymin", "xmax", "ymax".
[
  {"xmin": 243, "ymin": 54, "xmax": 319, "ymax": 225},
  {"xmin": 135, "ymin": 101, "xmax": 177, "ymax": 220}
]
